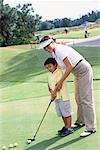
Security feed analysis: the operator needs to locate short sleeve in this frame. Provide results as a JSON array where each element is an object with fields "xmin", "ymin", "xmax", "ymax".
[{"xmin": 56, "ymin": 47, "xmax": 68, "ymax": 61}]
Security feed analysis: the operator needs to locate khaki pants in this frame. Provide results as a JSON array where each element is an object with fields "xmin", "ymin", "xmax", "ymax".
[
  {"xmin": 72, "ymin": 60, "xmax": 96, "ymax": 131},
  {"xmin": 74, "ymin": 77, "xmax": 85, "ymax": 124}
]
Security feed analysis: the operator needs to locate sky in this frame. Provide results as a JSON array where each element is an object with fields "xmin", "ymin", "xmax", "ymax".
[{"xmin": 4, "ymin": 0, "xmax": 100, "ymax": 21}]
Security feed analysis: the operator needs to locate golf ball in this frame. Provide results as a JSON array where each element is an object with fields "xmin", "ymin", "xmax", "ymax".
[
  {"xmin": 9, "ymin": 144, "xmax": 13, "ymax": 148},
  {"xmin": 2, "ymin": 145, "xmax": 6, "ymax": 150},
  {"xmin": 14, "ymin": 143, "xmax": 18, "ymax": 147},
  {"xmin": 27, "ymin": 140, "xmax": 31, "ymax": 144}
]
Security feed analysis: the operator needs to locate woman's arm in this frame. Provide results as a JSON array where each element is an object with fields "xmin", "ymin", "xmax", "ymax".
[{"xmin": 55, "ymin": 57, "xmax": 73, "ymax": 91}]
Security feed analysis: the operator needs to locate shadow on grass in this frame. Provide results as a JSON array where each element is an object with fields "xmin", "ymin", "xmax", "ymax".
[
  {"xmin": 49, "ymin": 137, "xmax": 83, "ymax": 150},
  {"xmin": 0, "ymin": 49, "xmax": 49, "ymax": 88},
  {"xmin": 25, "ymin": 136, "xmax": 83, "ymax": 150},
  {"xmin": 25, "ymin": 136, "xmax": 61, "ymax": 150}
]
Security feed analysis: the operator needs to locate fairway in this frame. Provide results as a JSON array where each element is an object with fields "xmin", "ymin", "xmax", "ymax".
[
  {"xmin": 0, "ymin": 44, "xmax": 100, "ymax": 150},
  {"xmin": 0, "ymin": 89, "xmax": 100, "ymax": 150}
]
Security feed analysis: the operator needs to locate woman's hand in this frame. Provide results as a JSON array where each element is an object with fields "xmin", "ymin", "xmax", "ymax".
[{"xmin": 55, "ymin": 80, "xmax": 63, "ymax": 91}]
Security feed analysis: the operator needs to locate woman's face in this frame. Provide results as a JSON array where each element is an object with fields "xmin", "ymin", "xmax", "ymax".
[{"xmin": 44, "ymin": 42, "xmax": 55, "ymax": 53}]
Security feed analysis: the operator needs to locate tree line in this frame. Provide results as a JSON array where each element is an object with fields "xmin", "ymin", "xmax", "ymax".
[
  {"xmin": 40, "ymin": 11, "xmax": 100, "ymax": 30},
  {"xmin": 0, "ymin": 0, "xmax": 100, "ymax": 46}
]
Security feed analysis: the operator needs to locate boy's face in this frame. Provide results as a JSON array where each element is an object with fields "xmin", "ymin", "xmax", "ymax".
[{"xmin": 45, "ymin": 63, "xmax": 57, "ymax": 73}]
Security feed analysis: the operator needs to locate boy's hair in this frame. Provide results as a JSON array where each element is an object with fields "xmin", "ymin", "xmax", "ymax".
[{"xmin": 44, "ymin": 57, "xmax": 57, "ymax": 66}]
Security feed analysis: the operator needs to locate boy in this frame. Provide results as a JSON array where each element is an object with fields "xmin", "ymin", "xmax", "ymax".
[{"xmin": 44, "ymin": 57, "xmax": 73, "ymax": 137}]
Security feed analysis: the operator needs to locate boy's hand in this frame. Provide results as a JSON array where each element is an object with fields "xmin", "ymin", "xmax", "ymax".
[{"xmin": 51, "ymin": 90, "xmax": 57, "ymax": 101}]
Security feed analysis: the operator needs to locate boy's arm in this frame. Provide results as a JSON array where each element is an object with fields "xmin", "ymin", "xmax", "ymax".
[
  {"xmin": 48, "ymin": 84, "xmax": 57, "ymax": 101},
  {"xmin": 48, "ymin": 84, "xmax": 52, "ymax": 93},
  {"xmin": 51, "ymin": 70, "xmax": 63, "ymax": 99}
]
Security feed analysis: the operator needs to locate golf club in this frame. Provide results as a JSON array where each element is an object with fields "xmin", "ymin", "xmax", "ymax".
[{"xmin": 27, "ymin": 100, "xmax": 52, "ymax": 144}]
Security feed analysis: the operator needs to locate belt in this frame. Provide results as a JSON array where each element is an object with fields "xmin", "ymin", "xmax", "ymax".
[{"xmin": 73, "ymin": 59, "xmax": 83, "ymax": 69}]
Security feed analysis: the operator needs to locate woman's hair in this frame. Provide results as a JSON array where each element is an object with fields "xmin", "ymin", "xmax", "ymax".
[
  {"xmin": 40, "ymin": 36, "xmax": 56, "ymax": 43},
  {"xmin": 44, "ymin": 57, "xmax": 57, "ymax": 66}
]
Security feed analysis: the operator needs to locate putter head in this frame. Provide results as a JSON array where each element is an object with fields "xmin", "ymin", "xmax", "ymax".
[
  {"xmin": 31, "ymin": 138, "xmax": 35, "ymax": 141},
  {"xmin": 27, "ymin": 138, "xmax": 35, "ymax": 144},
  {"xmin": 29, "ymin": 138, "xmax": 35, "ymax": 141}
]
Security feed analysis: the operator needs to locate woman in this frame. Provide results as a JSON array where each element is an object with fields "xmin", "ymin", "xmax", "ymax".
[
  {"xmin": 40, "ymin": 36, "xmax": 84, "ymax": 128},
  {"xmin": 39, "ymin": 36, "xmax": 96, "ymax": 137}
]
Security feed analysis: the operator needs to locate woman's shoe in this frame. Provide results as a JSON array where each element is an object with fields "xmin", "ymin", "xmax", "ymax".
[{"xmin": 80, "ymin": 130, "xmax": 96, "ymax": 137}]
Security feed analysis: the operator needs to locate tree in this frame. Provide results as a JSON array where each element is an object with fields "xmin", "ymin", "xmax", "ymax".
[
  {"xmin": 10, "ymin": 3, "xmax": 42, "ymax": 45},
  {"xmin": 0, "ymin": 0, "xmax": 14, "ymax": 46},
  {"xmin": 61, "ymin": 18, "xmax": 72, "ymax": 27},
  {"xmin": 0, "ymin": 1, "xmax": 42, "ymax": 46},
  {"xmin": 39, "ymin": 21, "xmax": 54, "ymax": 30}
]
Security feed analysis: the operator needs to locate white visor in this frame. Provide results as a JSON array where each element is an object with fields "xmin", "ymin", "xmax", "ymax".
[{"xmin": 39, "ymin": 39, "xmax": 53, "ymax": 49}]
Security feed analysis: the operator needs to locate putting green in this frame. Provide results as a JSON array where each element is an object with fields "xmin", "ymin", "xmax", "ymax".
[
  {"xmin": 0, "ymin": 44, "xmax": 100, "ymax": 149},
  {"xmin": 0, "ymin": 88, "xmax": 99, "ymax": 150}
]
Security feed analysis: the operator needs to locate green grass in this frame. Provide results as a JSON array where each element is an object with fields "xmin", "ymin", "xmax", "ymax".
[
  {"xmin": 0, "ymin": 90, "xmax": 100, "ymax": 150},
  {"xmin": 73, "ymin": 46, "xmax": 100, "ymax": 66},
  {"xmin": 0, "ymin": 44, "xmax": 100, "ymax": 150},
  {"xmin": 38, "ymin": 26, "xmax": 100, "ymax": 39},
  {"xmin": 0, "ymin": 46, "xmax": 100, "ymax": 102},
  {"xmin": 54, "ymin": 27, "xmax": 100, "ymax": 39}
]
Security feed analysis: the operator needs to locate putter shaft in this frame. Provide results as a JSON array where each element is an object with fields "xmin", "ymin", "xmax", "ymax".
[{"xmin": 27, "ymin": 100, "xmax": 52, "ymax": 142}]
